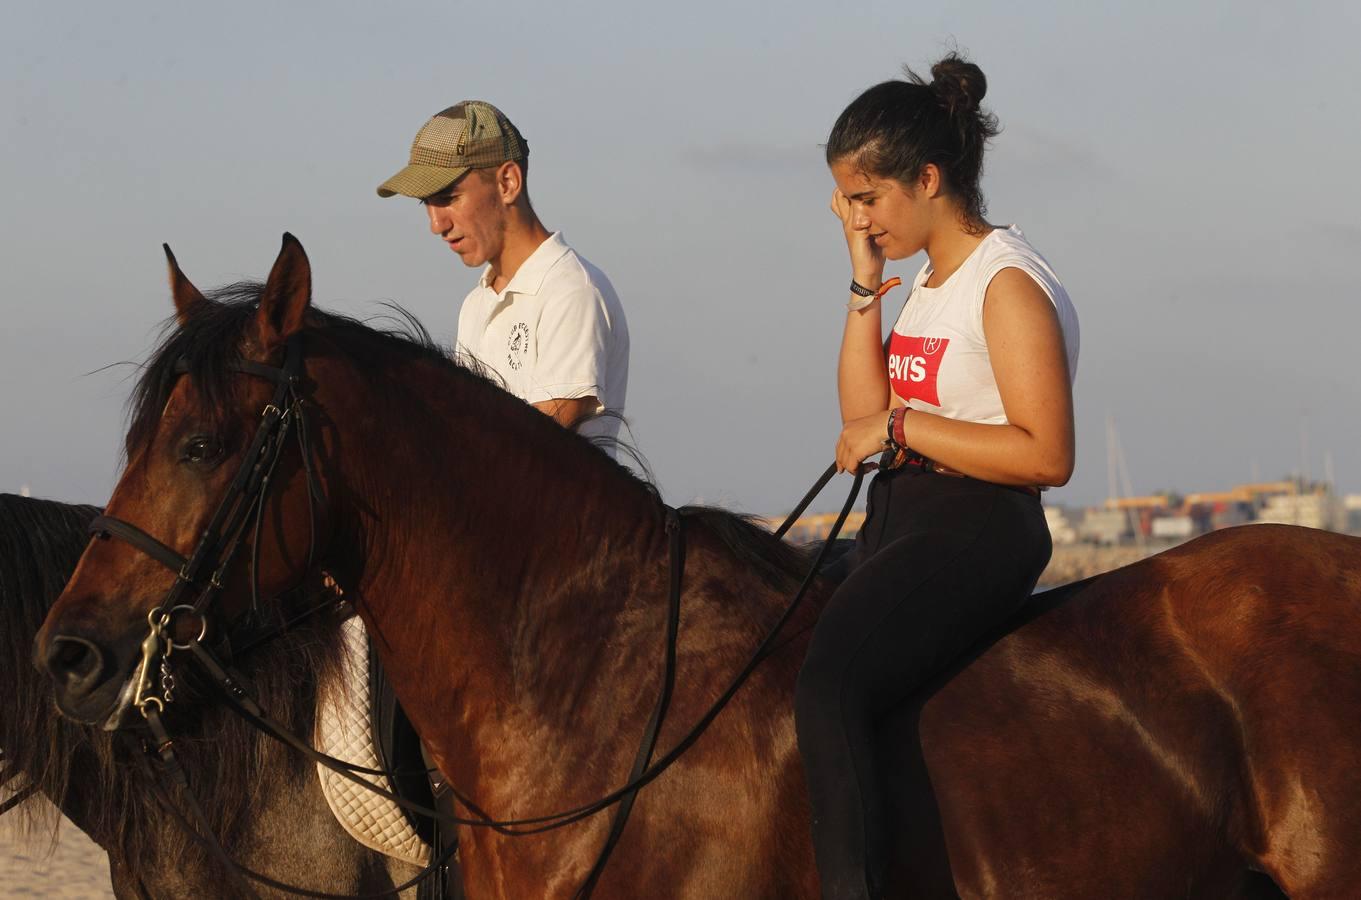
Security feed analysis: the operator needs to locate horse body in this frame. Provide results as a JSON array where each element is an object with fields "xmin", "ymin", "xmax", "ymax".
[
  {"xmin": 899, "ymin": 525, "xmax": 1361, "ymax": 898},
  {"xmin": 39, "ymin": 235, "xmax": 1361, "ymax": 897},
  {"xmin": 1, "ymin": 493, "xmax": 423, "ymax": 898}
]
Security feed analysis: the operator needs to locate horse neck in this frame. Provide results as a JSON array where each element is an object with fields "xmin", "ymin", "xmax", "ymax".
[{"xmin": 313, "ymin": 345, "xmax": 665, "ymax": 737}]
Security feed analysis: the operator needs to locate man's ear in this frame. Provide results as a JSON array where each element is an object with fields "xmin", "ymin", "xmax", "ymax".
[
  {"xmin": 255, "ymin": 233, "xmax": 312, "ymax": 349},
  {"xmin": 165, "ymin": 244, "xmax": 209, "ymax": 325},
  {"xmin": 497, "ymin": 161, "xmax": 525, "ymax": 206}
]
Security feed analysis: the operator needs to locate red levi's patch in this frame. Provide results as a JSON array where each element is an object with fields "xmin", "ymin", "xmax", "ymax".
[{"xmin": 887, "ymin": 334, "xmax": 950, "ymax": 406}]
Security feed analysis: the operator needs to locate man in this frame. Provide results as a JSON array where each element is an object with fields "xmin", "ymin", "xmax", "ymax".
[{"xmin": 378, "ymin": 101, "xmax": 629, "ymax": 443}]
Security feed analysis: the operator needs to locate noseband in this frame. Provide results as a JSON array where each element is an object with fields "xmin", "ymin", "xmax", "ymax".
[{"xmin": 88, "ymin": 334, "xmax": 318, "ymax": 718}]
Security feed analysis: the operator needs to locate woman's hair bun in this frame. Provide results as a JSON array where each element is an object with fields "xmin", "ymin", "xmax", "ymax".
[
  {"xmin": 927, "ymin": 53, "xmax": 987, "ymax": 115},
  {"xmin": 828, "ymin": 51, "xmax": 999, "ymax": 227}
]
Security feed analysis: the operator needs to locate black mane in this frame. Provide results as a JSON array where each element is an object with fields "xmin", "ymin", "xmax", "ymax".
[
  {"xmin": 0, "ymin": 494, "xmax": 100, "ymax": 836},
  {"xmin": 126, "ymin": 282, "xmax": 461, "ymax": 460},
  {"xmin": 0, "ymin": 492, "xmax": 344, "ymax": 867},
  {"xmin": 127, "ymin": 283, "xmax": 813, "ymax": 587}
]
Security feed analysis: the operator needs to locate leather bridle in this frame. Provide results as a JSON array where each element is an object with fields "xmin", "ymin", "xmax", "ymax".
[{"xmin": 88, "ymin": 335, "xmax": 318, "ymax": 720}]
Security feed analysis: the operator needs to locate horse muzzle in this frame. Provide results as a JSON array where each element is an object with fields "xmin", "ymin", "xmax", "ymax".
[{"xmin": 38, "ymin": 624, "xmax": 143, "ymax": 726}]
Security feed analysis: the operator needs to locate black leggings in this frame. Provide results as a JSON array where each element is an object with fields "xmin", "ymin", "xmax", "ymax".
[{"xmin": 794, "ymin": 466, "xmax": 1052, "ymax": 899}]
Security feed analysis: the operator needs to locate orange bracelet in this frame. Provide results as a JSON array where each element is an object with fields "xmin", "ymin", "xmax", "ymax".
[{"xmin": 847, "ymin": 276, "xmax": 904, "ymax": 312}]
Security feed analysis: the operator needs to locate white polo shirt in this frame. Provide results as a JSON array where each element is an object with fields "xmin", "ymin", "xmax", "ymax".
[{"xmin": 455, "ymin": 232, "xmax": 629, "ymax": 444}]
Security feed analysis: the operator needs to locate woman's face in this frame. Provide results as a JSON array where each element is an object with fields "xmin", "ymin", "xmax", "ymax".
[{"xmin": 829, "ymin": 158, "xmax": 930, "ymax": 261}]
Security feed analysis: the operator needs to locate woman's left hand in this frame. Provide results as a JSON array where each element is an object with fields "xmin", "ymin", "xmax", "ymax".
[{"xmin": 835, "ymin": 410, "xmax": 890, "ymax": 473}]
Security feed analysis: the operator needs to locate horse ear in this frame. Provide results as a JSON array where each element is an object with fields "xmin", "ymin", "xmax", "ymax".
[
  {"xmin": 165, "ymin": 244, "xmax": 208, "ymax": 325},
  {"xmin": 256, "ymin": 233, "xmax": 312, "ymax": 348}
]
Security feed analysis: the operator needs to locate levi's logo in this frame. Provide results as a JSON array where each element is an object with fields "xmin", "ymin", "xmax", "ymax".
[{"xmin": 887, "ymin": 333, "xmax": 949, "ymax": 406}]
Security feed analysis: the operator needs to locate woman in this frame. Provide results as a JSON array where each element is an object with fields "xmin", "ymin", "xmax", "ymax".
[{"xmin": 794, "ymin": 54, "xmax": 1080, "ymax": 899}]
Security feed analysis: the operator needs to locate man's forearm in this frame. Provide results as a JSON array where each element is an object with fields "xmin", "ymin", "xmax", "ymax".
[{"xmin": 532, "ymin": 395, "xmax": 599, "ymax": 429}]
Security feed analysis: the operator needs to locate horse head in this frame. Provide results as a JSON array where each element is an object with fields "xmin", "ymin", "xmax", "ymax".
[{"xmin": 37, "ymin": 235, "xmax": 326, "ymax": 726}]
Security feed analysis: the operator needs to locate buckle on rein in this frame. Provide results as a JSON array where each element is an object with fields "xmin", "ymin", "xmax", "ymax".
[{"xmin": 133, "ymin": 604, "xmax": 208, "ymax": 719}]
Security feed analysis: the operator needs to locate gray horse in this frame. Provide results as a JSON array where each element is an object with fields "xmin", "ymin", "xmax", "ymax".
[{"xmin": 0, "ymin": 493, "xmax": 424, "ymax": 898}]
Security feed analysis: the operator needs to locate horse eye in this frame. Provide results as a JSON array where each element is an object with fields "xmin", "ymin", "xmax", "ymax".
[{"xmin": 181, "ymin": 434, "xmax": 223, "ymax": 465}]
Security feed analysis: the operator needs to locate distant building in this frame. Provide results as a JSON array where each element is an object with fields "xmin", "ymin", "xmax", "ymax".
[
  {"xmin": 1256, "ymin": 490, "xmax": 1343, "ymax": 531},
  {"xmin": 1150, "ymin": 515, "xmax": 1195, "ymax": 541},
  {"xmin": 1079, "ymin": 508, "xmax": 1131, "ymax": 545},
  {"xmin": 1207, "ymin": 502, "xmax": 1253, "ymax": 530},
  {"xmin": 1045, "ymin": 507, "xmax": 1078, "ymax": 545},
  {"xmin": 1344, "ymin": 495, "xmax": 1361, "ymax": 533}
]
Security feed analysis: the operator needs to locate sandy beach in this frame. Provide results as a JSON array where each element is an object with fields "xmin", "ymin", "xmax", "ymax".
[{"xmin": 0, "ymin": 814, "xmax": 114, "ymax": 899}]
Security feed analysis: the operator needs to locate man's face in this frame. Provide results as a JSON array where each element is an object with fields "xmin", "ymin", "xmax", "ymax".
[{"xmin": 423, "ymin": 169, "xmax": 508, "ymax": 268}]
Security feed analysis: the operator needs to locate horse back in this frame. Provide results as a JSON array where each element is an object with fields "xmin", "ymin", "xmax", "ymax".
[{"xmin": 888, "ymin": 525, "xmax": 1361, "ymax": 898}]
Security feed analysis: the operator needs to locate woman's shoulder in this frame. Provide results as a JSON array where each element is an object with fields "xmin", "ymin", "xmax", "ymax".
[
  {"xmin": 974, "ymin": 227, "xmax": 1067, "ymax": 300},
  {"xmin": 978, "ymin": 226, "xmax": 1080, "ymax": 376},
  {"xmin": 977, "ymin": 226, "xmax": 1049, "ymax": 270}
]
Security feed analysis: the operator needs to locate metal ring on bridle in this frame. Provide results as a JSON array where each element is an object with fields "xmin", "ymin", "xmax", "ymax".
[{"xmin": 167, "ymin": 604, "xmax": 210, "ymax": 650}]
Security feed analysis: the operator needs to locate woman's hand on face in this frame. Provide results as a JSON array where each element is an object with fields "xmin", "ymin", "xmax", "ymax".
[
  {"xmin": 830, "ymin": 189, "xmax": 885, "ymax": 288},
  {"xmin": 836, "ymin": 410, "xmax": 890, "ymax": 473}
]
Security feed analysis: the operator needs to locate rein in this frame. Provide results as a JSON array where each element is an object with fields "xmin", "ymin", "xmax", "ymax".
[
  {"xmin": 0, "ymin": 784, "xmax": 39, "ymax": 817},
  {"xmin": 0, "ymin": 756, "xmax": 39, "ymax": 817},
  {"xmin": 93, "ymin": 335, "xmax": 865, "ymax": 898}
]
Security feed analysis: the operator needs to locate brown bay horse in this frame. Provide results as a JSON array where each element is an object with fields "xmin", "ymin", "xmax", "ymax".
[{"xmin": 35, "ymin": 235, "xmax": 1360, "ymax": 898}]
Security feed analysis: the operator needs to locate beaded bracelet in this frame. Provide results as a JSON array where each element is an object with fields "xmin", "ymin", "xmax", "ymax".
[
  {"xmin": 879, "ymin": 406, "xmax": 910, "ymax": 471},
  {"xmin": 886, "ymin": 406, "xmax": 909, "ymax": 452}
]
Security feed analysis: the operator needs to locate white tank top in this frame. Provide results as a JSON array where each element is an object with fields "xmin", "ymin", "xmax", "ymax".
[{"xmin": 887, "ymin": 226, "xmax": 1079, "ymax": 426}]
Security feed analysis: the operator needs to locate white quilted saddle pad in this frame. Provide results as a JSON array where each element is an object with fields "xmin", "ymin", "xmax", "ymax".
[{"xmin": 315, "ymin": 615, "xmax": 430, "ymax": 866}]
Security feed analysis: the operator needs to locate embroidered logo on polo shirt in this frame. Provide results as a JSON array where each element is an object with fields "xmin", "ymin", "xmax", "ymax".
[
  {"xmin": 507, "ymin": 322, "xmax": 530, "ymax": 370},
  {"xmin": 887, "ymin": 333, "xmax": 950, "ymax": 406}
]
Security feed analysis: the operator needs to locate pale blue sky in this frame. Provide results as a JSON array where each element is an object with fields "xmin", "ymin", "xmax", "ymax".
[{"xmin": 3, "ymin": 1, "xmax": 1359, "ymax": 514}]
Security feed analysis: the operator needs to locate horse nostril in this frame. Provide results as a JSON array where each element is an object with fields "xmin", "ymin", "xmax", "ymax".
[{"xmin": 45, "ymin": 635, "xmax": 108, "ymax": 689}]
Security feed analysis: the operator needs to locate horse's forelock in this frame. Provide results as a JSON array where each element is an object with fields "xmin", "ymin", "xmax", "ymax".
[
  {"xmin": 124, "ymin": 285, "xmax": 480, "ymax": 464},
  {"xmin": 125, "ymin": 282, "xmax": 263, "ymax": 462}
]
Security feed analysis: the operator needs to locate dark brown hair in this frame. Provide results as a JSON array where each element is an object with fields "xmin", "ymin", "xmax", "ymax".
[{"xmin": 826, "ymin": 53, "xmax": 1001, "ymax": 229}]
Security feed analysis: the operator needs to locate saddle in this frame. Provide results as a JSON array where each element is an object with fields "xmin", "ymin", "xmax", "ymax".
[{"xmin": 313, "ymin": 614, "xmax": 463, "ymax": 899}]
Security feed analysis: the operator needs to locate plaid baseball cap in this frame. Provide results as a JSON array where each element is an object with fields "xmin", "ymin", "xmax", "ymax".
[{"xmin": 376, "ymin": 101, "xmax": 529, "ymax": 199}]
